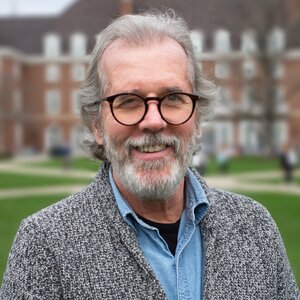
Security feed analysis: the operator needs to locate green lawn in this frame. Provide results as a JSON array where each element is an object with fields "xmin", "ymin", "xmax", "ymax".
[
  {"xmin": 21, "ymin": 156, "xmax": 102, "ymax": 172},
  {"xmin": 0, "ymin": 194, "xmax": 67, "ymax": 283},
  {"xmin": 0, "ymin": 171, "xmax": 92, "ymax": 189},
  {"xmin": 233, "ymin": 191, "xmax": 300, "ymax": 286},
  {"xmin": 20, "ymin": 155, "xmax": 281, "ymax": 175},
  {"xmin": 205, "ymin": 155, "xmax": 280, "ymax": 175}
]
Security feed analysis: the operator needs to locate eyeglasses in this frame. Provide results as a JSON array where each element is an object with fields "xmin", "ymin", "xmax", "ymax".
[{"xmin": 93, "ymin": 92, "xmax": 201, "ymax": 126}]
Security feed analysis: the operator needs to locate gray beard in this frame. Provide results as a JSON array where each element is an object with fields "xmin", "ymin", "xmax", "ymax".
[{"xmin": 102, "ymin": 131, "xmax": 196, "ymax": 202}]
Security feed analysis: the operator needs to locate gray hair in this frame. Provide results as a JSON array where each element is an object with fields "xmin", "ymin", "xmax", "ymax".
[{"xmin": 80, "ymin": 10, "xmax": 218, "ymax": 160}]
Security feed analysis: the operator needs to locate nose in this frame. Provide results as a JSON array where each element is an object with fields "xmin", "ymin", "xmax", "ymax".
[{"xmin": 138, "ymin": 101, "xmax": 167, "ymax": 132}]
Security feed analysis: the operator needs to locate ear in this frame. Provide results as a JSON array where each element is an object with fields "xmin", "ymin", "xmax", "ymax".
[{"xmin": 93, "ymin": 125, "xmax": 104, "ymax": 145}]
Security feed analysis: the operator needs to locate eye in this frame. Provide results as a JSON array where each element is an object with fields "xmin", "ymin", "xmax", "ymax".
[
  {"xmin": 113, "ymin": 95, "xmax": 143, "ymax": 109},
  {"xmin": 163, "ymin": 93, "xmax": 188, "ymax": 105}
]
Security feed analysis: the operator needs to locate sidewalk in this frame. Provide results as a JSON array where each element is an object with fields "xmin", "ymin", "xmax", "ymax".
[{"xmin": 0, "ymin": 160, "xmax": 300, "ymax": 198}]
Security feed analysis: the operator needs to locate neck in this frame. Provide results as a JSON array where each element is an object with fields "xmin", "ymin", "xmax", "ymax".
[{"xmin": 113, "ymin": 173, "xmax": 185, "ymax": 224}]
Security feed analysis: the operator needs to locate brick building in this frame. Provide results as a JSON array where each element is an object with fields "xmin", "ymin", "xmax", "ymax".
[{"xmin": 0, "ymin": 0, "xmax": 300, "ymax": 156}]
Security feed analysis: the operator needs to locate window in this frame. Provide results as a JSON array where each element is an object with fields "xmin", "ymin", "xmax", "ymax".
[
  {"xmin": 267, "ymin": 27, "xmax": 285, "ymax": 54},
  {"xmin": 220, "ymin": 86, "xmax": 232, "ymax": 106},
  {"xmin": 214, "ymin": 29, "xmax": 231, "ymax": 53},
  {"xmin": 241, "ymin": 30, "xmax": 257, "ymax": 54},
  {"xmin": 190, "ymin": 30, "xmax": 204, "ymax": 56},
  {"xmin": 43, "ymin": 33, "xmax": 61, "ymax": 57},
  {"xmin": 72, "ymin": 89, "xmax": 81, "ymax": 114},
  {"xmin": 215, "ymin": 62, "xmax": 231, "ymax": 79},
  {"xmin": 239, "ymin": 121, "xmax": 262, "ymax": 153},
  {"xmin": 215, "ymin": 87, "xmax": 233, "ymax": 115},
  {"xmin": 273, "ymin": 121, "xmax": 288, "ymax": 149},
  {"xmin": 14, "ymin": 123, "xmax": 23, "ymax": 152},
  {"xmin": 242, "ymin": 60, "xmax": 256, "ymax": 78},
  {"xmin": 46, "ymin": 90, "xmax": 61, "ymax": 114},
  {"xmin": 13, "ymin": 90, "xmax": 22, "ymax": 112},
  {"xmin": 71, "ymin": 125, "xmax": 86, "ymax": 154},
  {"xmin": 45, "ymin": 125, "xmax": 63, "ymax": 150},
  {"xmin": 273, "ymin": 86, "xmax": 287, "ymax": 113},
  {"xmin": 71, "ymin": 64, "xmax": 86, "ymax": 81},
  {"xmin": 45, "ymin": 64, "xmax": 60, "ymax": 82},
  {"xmin": 271, "ymin": 62, "xmax": 284, "ymax": 79},
  {"xmin": 243, "ymin": 86, "xmax": 256, "ymax": 108},
  {"xmin": 215, "ymin": 121, "xmax": 234, "ymax": 148},
  {"xmin": 70, "ymin": 32, "xmax": 87, "ymax": 57}
]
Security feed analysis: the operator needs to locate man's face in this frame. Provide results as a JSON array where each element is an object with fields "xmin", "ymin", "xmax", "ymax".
[{"xmin": 95, "ymin": 38, "xmax": 199, "ymax": 201}]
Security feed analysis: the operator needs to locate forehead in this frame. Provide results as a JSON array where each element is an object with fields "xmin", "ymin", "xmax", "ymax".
[{"xmin": 100, "ymin": 38, "xmax": 191, "ymax": 94}]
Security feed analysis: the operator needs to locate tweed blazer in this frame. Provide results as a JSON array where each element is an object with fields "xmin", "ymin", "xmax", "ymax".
[{"xmin": 1, "ymin": 161, "xmax": 299, "ymax": 299}]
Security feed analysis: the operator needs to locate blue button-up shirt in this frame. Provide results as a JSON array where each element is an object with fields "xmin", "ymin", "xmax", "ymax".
[{"xmin": 109, "ymin": 168, "xmax": 208, "ymax": 300}]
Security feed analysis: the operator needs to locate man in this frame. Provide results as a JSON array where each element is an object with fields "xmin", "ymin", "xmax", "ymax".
[{"xmin": 1, "ymin": 11, "xmax": 299, "ymax": 300}]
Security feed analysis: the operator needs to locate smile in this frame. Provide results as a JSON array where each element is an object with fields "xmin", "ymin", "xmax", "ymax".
[{"xmin": 136, "ymin": 144, "xmax": 167, "ymax": 153}]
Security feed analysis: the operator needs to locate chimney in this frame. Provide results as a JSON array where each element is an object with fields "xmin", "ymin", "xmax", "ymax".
[{"xmin": 120, "ymin": 0, "xmax": 133, "ymax": 16}]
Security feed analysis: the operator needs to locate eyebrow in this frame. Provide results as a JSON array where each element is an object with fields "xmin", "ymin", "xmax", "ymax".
[{"xmin": 126, "ymin": 86, "xmax": 184, "ymax": 95}]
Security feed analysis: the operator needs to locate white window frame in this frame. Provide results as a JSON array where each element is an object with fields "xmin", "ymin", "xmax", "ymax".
[
  {"xmin": 190, "ymin": 30, "xmax": 204, "ymax": 56},
  {"xmin": 45, "ymin": 125, "xmax": 63, "ymax": 150},
  {"xmin": 72, "ymin": 89, "xmax": 81, "ymax": 114},
  {"xmin": 46, "ymin": 89, "xmax": 61, "ymax": 115},
  {"xmin": 70, "ymin": 32, "xmax": 87, "ymax": 57},
  {"xmin": 214, "ymin": 29, "xmax": 231, "ymax": 53},
  {"xmin": 43, "ymin": 33, "xmax": 61, "ymax": 57},
  {"xmin": 71, "ymin": 125, "xmax": 85, "ymax": 154},
  {"xmin": 13, "ymin": 89, "xmax": 22, "ymax": 112},
  {"xmin": 215, "ymin": 121, "xmax": 234, "ymax": 148},
  {"xmin": 242, "ymin": 60, "xmax": 256, "ymax": 78},
  {"xmin": 239, "ymin": 121, "xmax": 261, "ymax": 153},
  {"xmin": 45, "ymin": 64, "xmax": 61, "ymax": 82},
  {"xmin": 241, "ymin": 30, "xmax": 257, "ymax": 54},
  {"xmin": 215, "ymin": 62, "xmax": 231, "ymax": 79},
  {"xmin": 267, "ymin": 27, "xmax": 285, "ymax": 54},
  {"xmin": 71, "ymin": 64, "xmax": 86, "ymax": 81}
]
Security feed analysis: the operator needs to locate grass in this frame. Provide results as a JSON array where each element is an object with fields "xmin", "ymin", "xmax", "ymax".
[
  {"xmin": 21, "ymin": 156, "xmax": 102, "ymax": 172},
  {"xmin": 0, "ymin": 171, "xmax": 92, "ymax": 189},
  {"xmin": 205, "ymin": 155, "xmax": 280, "ymax": 175},
  {"xmin": 233, "ymin": 191, "xmax": 300, "ymax": 286},
  {"xmin": 20, "ymin": 155, "xmax": 280, "ymax": 175},
  {"xmin": 0, "ymin": 194, "xmax": 67, "ymax": 283}
]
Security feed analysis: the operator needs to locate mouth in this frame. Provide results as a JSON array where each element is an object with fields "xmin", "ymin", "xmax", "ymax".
[{"xmin": 135, "ymin": 144, "xmax": 168, "ymax": 153}]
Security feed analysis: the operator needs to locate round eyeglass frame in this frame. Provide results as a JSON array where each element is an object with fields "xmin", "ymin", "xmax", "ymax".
[{"xmin": 93, "ymin": 92, "xmax": 201, "ymax": 126}]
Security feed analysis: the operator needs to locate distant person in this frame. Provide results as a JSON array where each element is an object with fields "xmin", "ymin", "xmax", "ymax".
[
  {"xmin": 1, "ymin": 11, "xmax": 299, "ymax": 299},
  {"xmin": 216, "ymin": 144, "xmax": 231, "ymax": 173},
  {"xmin": 279, "ymin": 143, "xmax": 298, "ymax": 183}
]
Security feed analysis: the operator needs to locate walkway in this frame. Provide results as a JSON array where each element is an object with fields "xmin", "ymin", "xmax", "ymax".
[{"xmin": 0, "ymin": 159, "xmax": 299, "ymax": 199}]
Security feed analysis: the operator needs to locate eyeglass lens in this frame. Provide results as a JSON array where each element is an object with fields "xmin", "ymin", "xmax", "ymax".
[{"xmin": 111, "ymin": 93, "xmax": 194, "ymax": 125}]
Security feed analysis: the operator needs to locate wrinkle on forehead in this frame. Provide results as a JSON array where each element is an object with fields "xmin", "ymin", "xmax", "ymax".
[{"xmin": 100, "ymin": 38, "xmax": 191, "ymax": 95}]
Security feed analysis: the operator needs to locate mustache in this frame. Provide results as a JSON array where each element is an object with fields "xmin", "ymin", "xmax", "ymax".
[{"xmin": 124, "ymin": 133, "xmax": 181, "ymax": 155}]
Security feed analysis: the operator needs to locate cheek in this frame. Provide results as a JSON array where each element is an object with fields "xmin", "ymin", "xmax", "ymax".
[{"xmin": 100, "ymin": 112, "xmax": 135, "ymax": 145}]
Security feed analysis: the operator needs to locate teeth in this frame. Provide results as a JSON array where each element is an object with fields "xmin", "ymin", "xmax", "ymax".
[{"xmin": 138, "ymin": 145, "xmax": 167, "ymax": 153}]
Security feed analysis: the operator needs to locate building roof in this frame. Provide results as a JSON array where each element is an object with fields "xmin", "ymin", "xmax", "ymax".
[{"xmin": 0, "ymin": 0, "xmax": 299, "ymax": 55}]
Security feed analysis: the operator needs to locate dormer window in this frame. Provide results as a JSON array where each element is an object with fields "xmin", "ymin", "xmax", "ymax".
[
  {"xmin": 214, "ymin": 29, "xmax": 231, "ymax": 53},
  {"xmin": 190, "ymin": 30, "xmax": 204, "ymax": 55},
  {"xmin": 70, "ymin": 32, "xmax": 87, "ymax": 57},
  {"xmin": 241, "ymin": 30, "xmax": 257, "ymax": 54},
  {"xmin": 267, "ymin": 27, "xmax": 285, "ymax": 54},
  {"xmin": 43, "ymin": 33, "xmax": 61, "ymax": 57}
]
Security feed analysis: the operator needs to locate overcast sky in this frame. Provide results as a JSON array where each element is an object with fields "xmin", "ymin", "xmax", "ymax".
[{"xmin": 0, "ymin": 0, "xmax": 77, "ymax": 16}]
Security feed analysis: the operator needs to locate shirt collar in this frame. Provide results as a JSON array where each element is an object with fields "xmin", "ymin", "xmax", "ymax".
[{"xmin": 109, "ymin": 167, "xmax": 208, "ymax": 228}]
